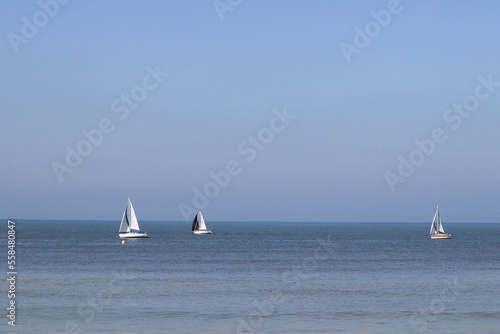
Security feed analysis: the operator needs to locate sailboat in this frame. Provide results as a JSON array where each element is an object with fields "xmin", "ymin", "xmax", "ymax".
[
  {"xmin": 118, "ymin": 198, "xmax": 148, "ymax": 238},
  {"xmin": 192, "ymin": 211, "xmax": 212, "ymax": 235},
  {"xmin": 430, "ymin": 206, "xmax": 451, "ymax": 239}
]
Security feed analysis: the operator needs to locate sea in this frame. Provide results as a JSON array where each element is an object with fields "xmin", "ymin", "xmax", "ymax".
[{"xmin": 2, "ymin": 220, "xmax": 500, "ymax": 334}]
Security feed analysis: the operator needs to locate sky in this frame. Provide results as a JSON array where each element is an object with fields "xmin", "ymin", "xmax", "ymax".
[{"xmin": 1, "ymin": 0, "xmax": 500, "ymax": 222}]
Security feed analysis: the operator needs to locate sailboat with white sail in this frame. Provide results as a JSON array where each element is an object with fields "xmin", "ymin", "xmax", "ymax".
[
  {"xmin": 118, "ymin": 198, "xmax": 148, "ymax": 238},
  {"xmin": 430, "ymin": 206, "xmax": 451, "ymax": 239},
  {"xmin": 192, "ymin": 211, "xmax": 212, "ymax": 235}
]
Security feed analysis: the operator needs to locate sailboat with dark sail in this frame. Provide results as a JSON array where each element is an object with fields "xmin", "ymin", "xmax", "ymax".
[{"xmin": 192, "ymin": 211, "xmax": 212, "ymax": 235}]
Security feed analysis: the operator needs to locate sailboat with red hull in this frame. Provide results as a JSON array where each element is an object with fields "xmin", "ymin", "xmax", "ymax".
[{"xmin": 430, "ymin": 206, "xmax": 451, "ymax": 239}]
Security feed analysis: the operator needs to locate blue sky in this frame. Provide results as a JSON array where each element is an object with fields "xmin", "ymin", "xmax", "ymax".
[{"xmin": 1, "ymin": 0, "xmax": 500, "ymax": 222}]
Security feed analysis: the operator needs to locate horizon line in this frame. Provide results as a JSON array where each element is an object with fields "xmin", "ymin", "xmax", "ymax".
[{"xmin": 3, "ymin": 218, "xmax": 498, "ymax": 224}]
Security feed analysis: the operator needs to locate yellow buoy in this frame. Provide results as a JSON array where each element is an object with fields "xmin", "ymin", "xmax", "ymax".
[{"xmin": 122, "ymin": 240, "xmax": 125, "ymax": 245}]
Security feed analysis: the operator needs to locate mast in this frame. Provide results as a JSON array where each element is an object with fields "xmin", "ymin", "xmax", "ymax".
[{"xmin": 127, "ymin": 198, "xmax": 131, "ymax": 229}]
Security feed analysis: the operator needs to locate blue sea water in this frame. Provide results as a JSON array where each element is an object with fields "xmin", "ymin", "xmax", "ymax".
[{"xmin": 2, "ymin": 221, "xmax": 500, "ymax": 333}]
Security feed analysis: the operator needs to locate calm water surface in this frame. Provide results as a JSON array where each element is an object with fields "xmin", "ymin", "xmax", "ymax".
[{"xmin": 2, "ymin": 221, "xmax": 500, "ymax": 333}]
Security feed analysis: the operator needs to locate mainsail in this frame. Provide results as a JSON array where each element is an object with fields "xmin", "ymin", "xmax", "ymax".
[
  {"xmin": 198, "ymin": 212, "xmax": 208, "ymax": 230},
  {"xmin": 128, "ymin": 200, "xmax": 140, "ymax": 232}
]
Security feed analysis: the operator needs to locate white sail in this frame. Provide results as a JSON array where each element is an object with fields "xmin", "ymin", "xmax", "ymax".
[
  {"xmin": 197, "ymin": 211, "xmax": 208, "ymax": 230},
  {"xmin": 430, "ymin": 209, "xmax": 438, "ymax": 235},
  {"xmin": 436, "ymin": 208, "xmax": 445, "ymax": 233},
  {"xmin": 128, "ymin": 199, "xmax": 141, "ymax": 232},
  {"xmin": 119, "ymin": 204, "xmax": 130, "ymax": 233}
]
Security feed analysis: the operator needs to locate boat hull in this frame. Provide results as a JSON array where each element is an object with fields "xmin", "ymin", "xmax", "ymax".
[
  {"xmin": 119, "ymin": 232, "xmax": 148, "ymax": 238},
  {"xmin": 193, "ymin": 230, "xmax": 212, "ymax": 235},
  {"xmin": 430, "ymin": 233, "xmax": 451, "ymax": 239}
]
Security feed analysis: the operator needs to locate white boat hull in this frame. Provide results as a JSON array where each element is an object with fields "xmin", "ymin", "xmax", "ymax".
[
  {"xmin": 119, "ymin": 232, "xmax": 148, "ymax": 238},
  {"xmin": 430, "ymin": 233, "xmax": 451, "ymax": 239},
  {"xmin": 193, "ymin": 229, "xmax": 212, "ymax": 235}
]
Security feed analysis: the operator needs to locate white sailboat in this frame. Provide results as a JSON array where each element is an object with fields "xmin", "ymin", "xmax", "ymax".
[
  {"xmin": 192, "ymin": 211, "xmax": 212, "ymax": 235},
  {"xmin": 118, "ymin": 198, "xmax": 148, "ymax": 238},
  {"xmin": 430, "ymin": 206, "xmax": 451, "ymax": 239}
]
